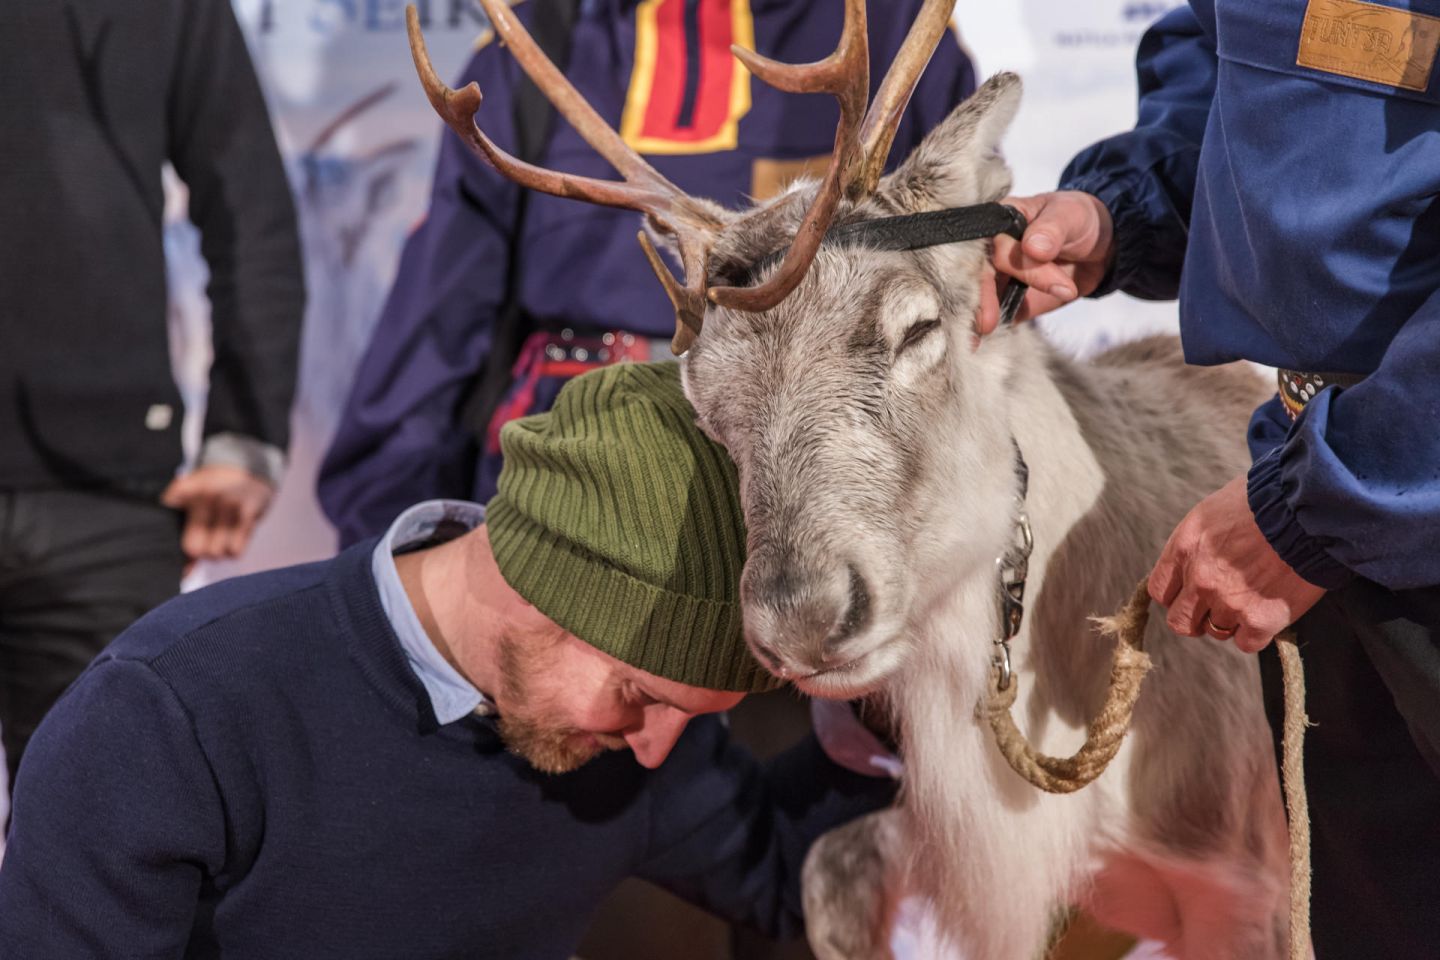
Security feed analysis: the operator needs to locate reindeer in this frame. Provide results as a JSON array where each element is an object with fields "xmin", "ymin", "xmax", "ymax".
[{"xmin": 406, "ymin": 2, "xmax": 1295, "ymax": 957}]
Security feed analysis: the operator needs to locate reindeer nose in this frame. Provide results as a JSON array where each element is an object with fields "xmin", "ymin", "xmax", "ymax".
[
  {"xmin": 830, "ymin": 564, "xmax": 872, "ymax": 650},
  {"xmin": 743, "ymin": 560, "xmax": 873, "ymax": 670}
]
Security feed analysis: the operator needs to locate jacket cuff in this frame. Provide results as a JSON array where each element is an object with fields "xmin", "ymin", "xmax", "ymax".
[
  {"xmin": 199, "ymin": 432, "xmax": 286, "ymax": 487},
  {"xmin": 1246, "ymin": 447, "xmax": 1354, "ymax": 590},
  {"xmin": 1055, "ymin": 172, "xmax": 1149, "ymax": 300}
]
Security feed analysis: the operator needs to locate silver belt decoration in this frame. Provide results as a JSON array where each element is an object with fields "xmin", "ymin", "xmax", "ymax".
[
  {"xmin": 992, "ymin": 444, "xmax": 1033, "ymax": 691},
  {"xmin": 541, "ymin": 328, "xmax": 674, "ymax": 364}
]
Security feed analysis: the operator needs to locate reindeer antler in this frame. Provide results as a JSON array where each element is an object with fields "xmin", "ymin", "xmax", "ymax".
[
  {"xmin": 705, "ymin": 0, "xmax": 870, "ymax": 313},
  {"xmin": 405, "ymin": 0, "xmax": 956, "ymax": 352},
  {"xmin": 709, "ymin": 0, "xmax": 957, "ymax": 311},
  {"xmin": 406, "ymin": 3, "xmax": 719, "ymax": 351},
  {"xmin": 854, "ymin": 0, "xmax": 957, "ymax": 197}
]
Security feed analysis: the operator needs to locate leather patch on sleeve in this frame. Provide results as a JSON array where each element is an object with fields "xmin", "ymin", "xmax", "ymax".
[{"xmin": 1297, "ymin": 0, "xmax": 1440, "ymax": 92}]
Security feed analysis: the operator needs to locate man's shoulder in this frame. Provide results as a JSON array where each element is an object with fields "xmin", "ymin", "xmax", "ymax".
[{"xmin": 107, "ymin": 544, "xmax": 370, "ymax": 669}]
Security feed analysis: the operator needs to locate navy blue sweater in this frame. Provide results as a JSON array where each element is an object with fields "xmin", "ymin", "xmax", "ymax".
[{"xmin": 0, "ymin": 542, "xmax": 892, "ymax": 958}]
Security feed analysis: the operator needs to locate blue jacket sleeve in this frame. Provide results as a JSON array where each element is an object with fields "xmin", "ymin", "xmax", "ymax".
[
  {"xmin": 635, "ymin": 718, "xmax": 896, "ymax": 939},
  {"xmin": 1059, "ymin": 3, "xmax": 1217, "ymax": 301},
  {"xmin": 318, "ymin": 49, "xmax": 520, "ymax": 546},
  {"xmin": 0, "ymin": 658, "xmax": 227, "ymax": 957},
  {"xmin": 1247, "ymin": 287, "xmax": 1440, "ymax": 591}
]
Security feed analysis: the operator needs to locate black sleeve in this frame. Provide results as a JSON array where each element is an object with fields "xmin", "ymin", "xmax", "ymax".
[{"xmin": 168, "ymin": 0, "xmax": 304, "ymax": 451}]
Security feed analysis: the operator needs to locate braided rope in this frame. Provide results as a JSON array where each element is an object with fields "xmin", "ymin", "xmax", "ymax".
[
  {"xmin": 981, "ymin": 582, "xmax": 1153, "ymax": 794},
  {"xmin": 982, "ymin": 580, "xmax": 1312, "ymax": 955}
]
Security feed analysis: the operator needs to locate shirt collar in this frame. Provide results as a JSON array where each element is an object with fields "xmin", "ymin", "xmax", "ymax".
[{"xmin": 371, "ymin": 500, "xmax": 494, "ymax": 725}]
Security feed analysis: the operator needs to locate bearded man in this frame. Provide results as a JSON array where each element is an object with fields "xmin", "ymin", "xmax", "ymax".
[{"xmin": 0, "ymin": 362, "xmax": 891, "ymax": 959}]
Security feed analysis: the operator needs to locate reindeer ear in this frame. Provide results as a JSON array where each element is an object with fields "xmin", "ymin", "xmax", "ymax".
[{"xmin": 876, "ymin": 72, "xmax": 1022, "ymax": 213}]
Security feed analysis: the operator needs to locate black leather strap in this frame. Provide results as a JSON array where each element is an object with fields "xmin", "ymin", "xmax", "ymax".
[
  {"xmin": 737, "ymin": 202, "xmax": 1031, "ymax": 326},
  {"xmin": 824, "ymin": 202, "xmax": 1028, "ymax": 251},
  {"xmin": 827, "ymin": 203, "xmax": 1030, "ymax": 327}
]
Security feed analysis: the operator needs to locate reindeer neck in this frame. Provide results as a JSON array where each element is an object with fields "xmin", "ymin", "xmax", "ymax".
[{"xmin": 904, "ymin": 330, "xmax": 1119, "ymax": 707}]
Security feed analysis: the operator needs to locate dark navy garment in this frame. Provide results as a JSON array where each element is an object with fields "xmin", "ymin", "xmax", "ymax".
[
  {"xmin": 318, "ymin": 0, "xmax": 976, "ymax": 546},
  {"xmin": 1062, "ymin": 0, "xmax": 1440, "ymax": 591},
  {"xmin": 0, "ymin": 541, "xmax": 894, "ymax": 959}
]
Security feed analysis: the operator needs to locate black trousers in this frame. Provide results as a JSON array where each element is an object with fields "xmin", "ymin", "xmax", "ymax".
[
  {"xmin": 1261, "ymin": 581, "xmax": 1440, "ymax": 958},
  {"xmin": 0, "ymin": 489, "xmax": 184, "ymax": 795}
]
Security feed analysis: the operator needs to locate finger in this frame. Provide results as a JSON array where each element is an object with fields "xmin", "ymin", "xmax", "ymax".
[
  {"xmin": 226, "ymin": 521, "xmax": 255, "ymax": 559},
  {"xmin": 998, "ymin": 195, "xmax": 1051, "ymax": 250},
  {"xmin": 1148, "ymin": 552, "xmax": 1184, "ymax": 608},
  {"xmin": 1165, "ymin": 586, "xmax": 1207, "ymax": 637},
  {"xmin": 1232, "ymin": 624, "xmax": 1273, "ymax": 655},
  {"xmin": 201, "ymin": 498, "xmax": 234, "ymax": 560},
  {"xmin": 992, "ymin": 234, "xmax": 1079, "ymax": 302},
  {"xmin": 181, "ymin": 497, "xmax": 215, "ymax": 561},
  {"xmin": 161, "ymin": 474, "xmax": 195, "ymax": 509},
  {"xmin": 1006, "ymin": 193, "xmax": 1099, "ymax": 262},
  {"xmin": 203, "ymin": 501, "xmax": 234, "ymax": 558},
  {"xmin": 975, "ymin": 261, "xmax": 1001, "ymax": 338},
  {"xmin": 225, "ymin": 500, "xmax": 263, "ymax": 557},
  {"xmin": 1202, "ymin": 608, "xmax": 1240, "ymax": 642},
  {"xmin": 1020, "ymin": 220, "xmax": 1068, "ymax": 263}
]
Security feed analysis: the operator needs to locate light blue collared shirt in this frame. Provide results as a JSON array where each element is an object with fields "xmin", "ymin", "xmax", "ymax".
[{"xmin": 371, "ymin": 500, "xmax": 494, "ymax": 725}]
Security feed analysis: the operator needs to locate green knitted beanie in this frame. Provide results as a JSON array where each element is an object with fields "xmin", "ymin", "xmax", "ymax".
[{"xmin": 487, "ymin": 362, "xmax": 778, "ymax": 693}]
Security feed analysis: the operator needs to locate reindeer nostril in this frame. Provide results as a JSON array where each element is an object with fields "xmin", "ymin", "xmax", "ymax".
[
  {"xmin": 826, "ymin": 564, "xmax": 872, "ymax": 651},
  {"xmin": 747, "ymin": 636, "xmax": 786, "ymax": 676}
]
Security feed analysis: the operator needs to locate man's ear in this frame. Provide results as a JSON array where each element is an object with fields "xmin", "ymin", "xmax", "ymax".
[{"xmin": 875, "ymin": 72, "xmax": 1022, "ymax": 214}]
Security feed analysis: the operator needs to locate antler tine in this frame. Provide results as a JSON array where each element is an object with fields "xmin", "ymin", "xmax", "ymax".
[
  {"xmin": 638, "ymin": 231, "xmax": 710, "ymax": 354},
  {"xmin": 854, "ymin": 0, "xmax": 955, "ymax": 197},
  {"xmin": 707, "ymin": 0, "xmax": 870, "ymax": 313}
]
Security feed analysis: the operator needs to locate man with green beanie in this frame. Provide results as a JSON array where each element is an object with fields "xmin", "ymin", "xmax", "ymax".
[{"xmin": 0, "ymin": 362, "xmax": 893, "ymax": 959}]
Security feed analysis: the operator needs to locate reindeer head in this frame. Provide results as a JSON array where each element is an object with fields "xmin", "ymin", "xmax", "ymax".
[
  {"xmin": 408, "ymin": 0, "xmax": 1023, "ymax": 698},
  {"xmin": 682, "ymin": 80, "xmax": 1022, "ymax": 698}
]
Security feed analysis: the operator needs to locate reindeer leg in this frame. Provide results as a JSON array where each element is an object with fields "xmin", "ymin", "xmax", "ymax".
[{"xmin": 803, "ymin": 808, "xmax": 904, "ymax": 960}]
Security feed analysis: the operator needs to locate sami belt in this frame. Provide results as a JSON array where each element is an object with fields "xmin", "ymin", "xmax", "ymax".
[
  {"xmin": 485, "ymin": 328, "xmax": 673, "ymax": 453},
  {"xmin": 1277, "ymin": 368, "xmax": 1366, "ymax": 421}
]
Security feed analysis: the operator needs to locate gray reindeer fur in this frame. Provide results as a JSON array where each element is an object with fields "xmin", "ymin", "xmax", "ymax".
[{"xmin": 676, "ymin": 75, "xmax": 1298, "ymax": 959}]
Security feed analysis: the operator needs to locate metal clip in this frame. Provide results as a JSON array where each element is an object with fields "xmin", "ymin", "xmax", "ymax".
[
  {"xmin": 992, "ymin": 638, "xmax": 1014, "ymax": 691},
  {"xmin": 991, "ymin": 509, "xmax": 1034, "ymax": 692}
]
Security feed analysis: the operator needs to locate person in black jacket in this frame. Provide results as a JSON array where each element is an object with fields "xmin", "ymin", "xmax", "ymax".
[{"xmin": 0, "ymin": 0, "xmax": 303, "ymax": 793}]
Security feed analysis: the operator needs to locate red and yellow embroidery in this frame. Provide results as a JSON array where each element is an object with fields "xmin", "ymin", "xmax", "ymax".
[{"xmin": 621, "ymin": 0, "xmax": 754, "ymax": 154}]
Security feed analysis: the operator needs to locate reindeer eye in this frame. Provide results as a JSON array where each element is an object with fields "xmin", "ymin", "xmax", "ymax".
[{"xmin": 897, "ymin": 318, "xmax": 941, "ymax": 355}]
